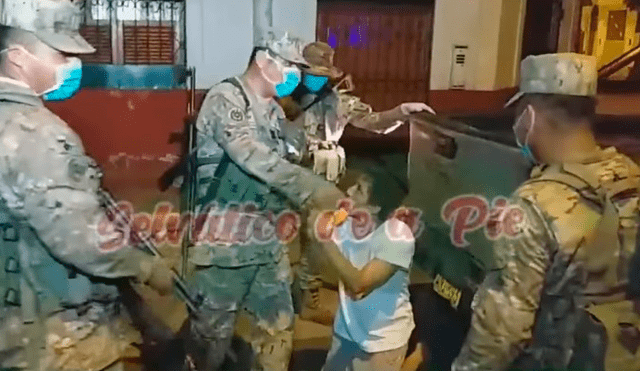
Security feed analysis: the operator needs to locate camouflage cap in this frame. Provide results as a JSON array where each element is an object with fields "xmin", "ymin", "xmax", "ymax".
[
  {"xmin": 1, "ymin": 0, "xmax": 95, "ymax": 54},
  {"xmin": 505, "ymin": 53, "xmax": 597, "ymax": 107},
  {"xmin": 302, "ymin": 41, "xmax": 343, "ymax": 79},
  {"xmin": 256, "ymin": 28, "xmax": 309, "ymax": 67}
]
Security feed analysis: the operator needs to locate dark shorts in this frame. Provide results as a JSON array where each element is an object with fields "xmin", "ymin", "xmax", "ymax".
[{"xmin": 406, "ymin": 283, "xmax": 474, "ymax": 371}]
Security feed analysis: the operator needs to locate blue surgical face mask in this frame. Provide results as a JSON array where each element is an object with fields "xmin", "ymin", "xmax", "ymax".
[
  {"xmin": 274, "ymin": 66, "xmax": 301, "ymax": 98},
  {"xmin": 42, "ymin": 57, "xmax": 83, "ymax": 101},
  {"xmin": 513, "ymin": 107, "xmax": 537, "ymax": 164},
  {"xmin": 303, "ymin": 74, "xmax": 329, "ymax": 93}
]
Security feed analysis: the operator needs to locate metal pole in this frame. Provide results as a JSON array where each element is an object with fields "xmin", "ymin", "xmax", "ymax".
[
  {"xmin": 181, "ymin": 66, "xmax": 196, "ymax": 279},
  {"xmin": 253, "ymin": 0, "xmax": 273, "ymax": 46}
]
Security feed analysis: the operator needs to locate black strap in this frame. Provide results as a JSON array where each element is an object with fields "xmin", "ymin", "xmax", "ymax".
[
  {"xmin": 190, "ymin": 78, "xmax": 251, "ymax": 172},
  {"xmin": 200, "ymin": 153, "xmax": 232, "ymax": 203},
  {"xmin": 160, "ymin": 78, "xmax": 249, "ymax": 192},
  {"xmin": 221, "ymin": 77, "xmax": 250, "ymax": 109},
  {"xmin": 302, "ymin": 86, "xmax": 333, "ymax": 112}
]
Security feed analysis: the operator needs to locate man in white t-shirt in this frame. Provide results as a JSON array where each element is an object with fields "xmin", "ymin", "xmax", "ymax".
[{"xmin": 316, "ymin": 174, "xmax": 416, "ymax": 371}]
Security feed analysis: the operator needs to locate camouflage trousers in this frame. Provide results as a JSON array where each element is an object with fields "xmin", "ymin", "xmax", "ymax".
[
  {"xmin": 186, "ymin": 253, "xmax": 295, "ymax": 371},
  {"xmin": 0, "ymin": 303, "xmax": 141, "ymax": 371},
  {"xmin": 297, "ymin": 227, "xmax": 323, "ymax": 291}
]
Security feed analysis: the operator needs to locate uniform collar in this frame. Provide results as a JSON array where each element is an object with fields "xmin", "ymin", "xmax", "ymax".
[
  {"xmin": 0, "ymin": 77, "xmax": 42, "ymax": 107},
  {"xmin": 530, "ymin": 146, "xmax": 618, "ymax": 177}
]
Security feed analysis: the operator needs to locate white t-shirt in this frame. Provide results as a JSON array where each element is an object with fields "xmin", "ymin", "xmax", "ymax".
[{"xmin": 332, "ymin": 217, "xmax": 416, "ymax": 353}]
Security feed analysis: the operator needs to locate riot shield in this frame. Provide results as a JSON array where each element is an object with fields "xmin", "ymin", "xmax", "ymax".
[{"xmin": 405, "ymin": 114, "xmax": 531, "ymax": 288}]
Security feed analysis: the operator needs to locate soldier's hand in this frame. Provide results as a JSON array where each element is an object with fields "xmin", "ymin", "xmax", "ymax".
[
  {"xmin": 140, "ymin": 257, "xmax": 175, "ymax": 296},
  {"xmin": 306, "ymin": 185, "xmax": 346, "ymax": 213},
  {"xmin": 400, "ymin": 102, "xmax": 436, "ymax": 115}
]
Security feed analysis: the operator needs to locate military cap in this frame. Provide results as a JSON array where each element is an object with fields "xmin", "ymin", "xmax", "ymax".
[
  {"xmin": 505, "ymin": 53, "xmax": 597, "ymax": 107},
  {"xmin": 302, "ymin": 41, "xmax": 344, "ymax": 79},
  {"xmin": 1, "ymin": 0, "xmax": 95, "ymax": 54},
  {"xmin": 256, "ymin": 28, "xmax": 309, "ymax": 67}
]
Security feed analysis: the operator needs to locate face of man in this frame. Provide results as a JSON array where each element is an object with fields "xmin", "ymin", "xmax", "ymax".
[
  {"xmin": 6, "ymin": 40, "xmax": 70, "ymax": 94},
  {"xmin": 254, "ymin": 49, "xmax": 301, "ymax": 99}
]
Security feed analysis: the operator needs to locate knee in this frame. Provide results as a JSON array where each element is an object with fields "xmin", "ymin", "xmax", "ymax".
[{"xmin": 252, "ymin": 328, "xmax": 294, "ymax": 371}]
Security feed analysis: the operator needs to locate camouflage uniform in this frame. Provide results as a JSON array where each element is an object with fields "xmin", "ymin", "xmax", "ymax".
[
  {"xmin": 0, "ymin": 2, "xmax": 174, "ymax": 370},
  {"xmin": 187, "ymin": 34, "xmax": 339, "ymax": 371},
  {"xmin": 452, "ymin": 54, "xmax": 640, "ymax": 371}
]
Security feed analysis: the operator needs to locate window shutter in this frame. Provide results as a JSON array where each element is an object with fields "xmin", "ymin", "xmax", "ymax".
[
  {"xmin": 79, "ymin": 25, "xmax": 113, "ymax": 64},
  {"xmin": 123, "ymin": 24, "xmax": 176, "ymax": 64}
]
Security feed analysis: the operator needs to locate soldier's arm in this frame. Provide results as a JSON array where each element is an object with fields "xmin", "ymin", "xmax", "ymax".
[
  {"xmin": 198, "ymin": 91, "xmax": 340, "ymax": 208},
  {"xmin": 452, "ymin": 197, "xmax": 553, "ymax": 371},
  {"xmin": 340, "ymin": 93, "xmax": 406, "ymax": 134},
  {"xmin": 4, "ymin": 114, "xmax": 159, "ymax": 282}
]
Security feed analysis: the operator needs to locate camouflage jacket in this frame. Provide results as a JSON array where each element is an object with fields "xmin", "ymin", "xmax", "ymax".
[
  {"xmin": 192, "ymin": 75, "xmax": 336, "ymax": 267},
  {"xmin": 0, "ymin": 79, "xmax": 158, "ymax": 319},
  {"xmin": 299, "ymin": 90, "xmax": 406, "ymax": 144},
  {"xmin": 452, "ymin": 146, "xmax": 640, "ymax": 371}
]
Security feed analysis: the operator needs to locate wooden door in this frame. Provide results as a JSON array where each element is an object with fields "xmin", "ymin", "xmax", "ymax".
[{"xmin": 317, "ymin": 0, "xmax": 435, "ymax": 111}]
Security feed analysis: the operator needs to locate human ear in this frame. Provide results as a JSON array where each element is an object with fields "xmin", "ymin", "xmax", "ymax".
[
  {"xmin": 254, "ymin": 50, "xmax": 270, "ymax": 69},
  {"xmin": 4, "ymin": 47, "xmax": 28, "ymax": 69}
]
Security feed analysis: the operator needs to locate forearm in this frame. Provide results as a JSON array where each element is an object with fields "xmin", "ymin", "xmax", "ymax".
[
  {"xmin": 321, "ymin": 241, "xmax": 363, "ymax": 294},
  {"xmin": 350, "ymin": 106, "xmax": 405, "ymax": 133},
  {"xmin": 218, "ymin": 129, "xmax": 336, "ymax": 208},
  {"xmin": 453, "ymin": 282, "xmax": 537, "ymax": 370},
  {"xmin": 25, "ymin": 187, "xmax": 151, "ymax": 280}
]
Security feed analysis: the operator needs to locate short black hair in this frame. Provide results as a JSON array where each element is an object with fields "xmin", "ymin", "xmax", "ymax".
[
  {"xmin": 0, "ymin": 25, "xmax": 40, "ymax": 66},
  {"xmin": 515, "ymin": 93, "xmax": 597, "ymax": 127}
]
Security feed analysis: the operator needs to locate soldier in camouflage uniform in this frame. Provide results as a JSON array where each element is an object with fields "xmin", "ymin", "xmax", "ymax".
[
  {"xmin": 283, "ymin": 41, "xmax": 435, "ymax": 326},
  {"xmin": 0, "ymin": 1, "xmax": 176, "ymax": 370},
  {"xmin": 452, "ymin": 53, "xmax": 640, "ymax": 371},
  {"xmin": 185, "ymin": 31, "xmax": 346, "ymax": 371}
]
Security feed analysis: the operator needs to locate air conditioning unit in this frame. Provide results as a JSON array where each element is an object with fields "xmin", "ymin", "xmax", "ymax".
[{"xmin": 450, "ymin": 45, "xmax": 468, "ymax": 89}]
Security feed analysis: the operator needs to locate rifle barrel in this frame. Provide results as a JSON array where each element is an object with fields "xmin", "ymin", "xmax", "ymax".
[{"xmin": 98, "ymin": 191, "xmax": 199, "ymax": 313}]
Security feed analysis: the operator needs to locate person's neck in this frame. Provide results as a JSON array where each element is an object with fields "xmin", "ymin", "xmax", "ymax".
[
  {"xmin": 545, "ymin": 126, "xmax": 600, "ymax": 164},
  {"xmin": 243, "ymin": 66, "xmax": 274, "ymax": 104},
  {"xmin": 0, "ymin": 70, "xmax": 31, "ymax": 89}
]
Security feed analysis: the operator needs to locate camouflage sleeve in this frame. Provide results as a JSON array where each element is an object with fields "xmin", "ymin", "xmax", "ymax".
[
  {"xmin": 0, "ymin": 109, "xmax": 153, "ymax": 280},
  {"xmin": 196, "ymin": 89, "xmax": 336, "ymax": 207},
  {"xmin": 452, "ymin": 196, "xmax": 553, "ymax": 371},
  {"xmin": 338, "ymin": 93, "xmax": 405, "ymax": 134}
]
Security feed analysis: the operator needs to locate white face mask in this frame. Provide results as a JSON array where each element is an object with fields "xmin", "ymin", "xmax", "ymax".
[
  {"xmin": 513, "ymin": 106, "xmax": 537, "ymax": 163},
  {"xmin": 259, "ymin": 51, "xmax": 301, "ymax": 98}
]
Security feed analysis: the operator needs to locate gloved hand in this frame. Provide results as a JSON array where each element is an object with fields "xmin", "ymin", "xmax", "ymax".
[
  {"xmin": 139, "ymin": 257, "xmax": 174, "ymax": 296},
  {"xmin": 400, "ymin": 102, "xmax": 436, "ymax": 115}
]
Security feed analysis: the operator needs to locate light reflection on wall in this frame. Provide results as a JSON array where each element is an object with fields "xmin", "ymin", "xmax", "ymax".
[{"xmin": 326, "ymin": 22, "xmax": 388, "ymax": 49}]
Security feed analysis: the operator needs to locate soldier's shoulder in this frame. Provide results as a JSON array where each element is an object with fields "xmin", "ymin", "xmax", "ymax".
[
  {"xmin": 595, "ymin": 147, "xmax": 640, "ymax": 184},
  {"xmin": 203, "ymin": 78, "xmax": 247, "ymax": 108},
  {"xmin": 514, "ymin": 180, "xmax": 587, "ymax": 222},
  {"xmin": 514, "ymin": 178, "xmax": 602, "ymax": 250},
  {"xmin": 3, "ymin": 106, "xmax": 77, "ymax": 140}
]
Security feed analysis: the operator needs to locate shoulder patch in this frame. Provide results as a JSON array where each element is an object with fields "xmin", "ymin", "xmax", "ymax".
[{"xmin": 229, "ymin": 107, "xmax": 245, "ymax": 122}]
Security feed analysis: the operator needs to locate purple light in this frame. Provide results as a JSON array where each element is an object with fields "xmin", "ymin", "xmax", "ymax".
[
  {"xmin": 328, "ymin": 33, "xmax": 338, "ymax": 48},
  {"xmin": 349, "ymin": 25, "xmax": 360, "ymax": 47}
]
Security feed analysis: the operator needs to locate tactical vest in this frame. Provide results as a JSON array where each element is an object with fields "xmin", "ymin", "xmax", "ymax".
[
  {"xmin": 512, "ymin": 162, "xmax": 640, "ymax": 371},
  {"xmin": 0, "ymin": 203, "xmax": 103, "ymax": 369},
  {"xmin": 190, "ymin": 78, "xmax": 294, "ymax": 267}
]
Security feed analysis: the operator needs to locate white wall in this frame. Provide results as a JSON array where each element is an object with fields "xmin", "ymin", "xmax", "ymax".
[
  {"xmin": 430, "ymin": 0, "xmax": 526, "ymax": 91},
  {"xmin": 429, "ymin": 0, "xmax": 481, "ymax": 91},
  {"xmin": 187, "ymin": 0, "xmax": 317, "ymax": 89}
]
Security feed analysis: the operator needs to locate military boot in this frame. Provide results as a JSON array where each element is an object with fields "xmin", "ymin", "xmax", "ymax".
[{"xmin": 299, "ymin": 287, "xmax": 334, "ymax": 326}]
